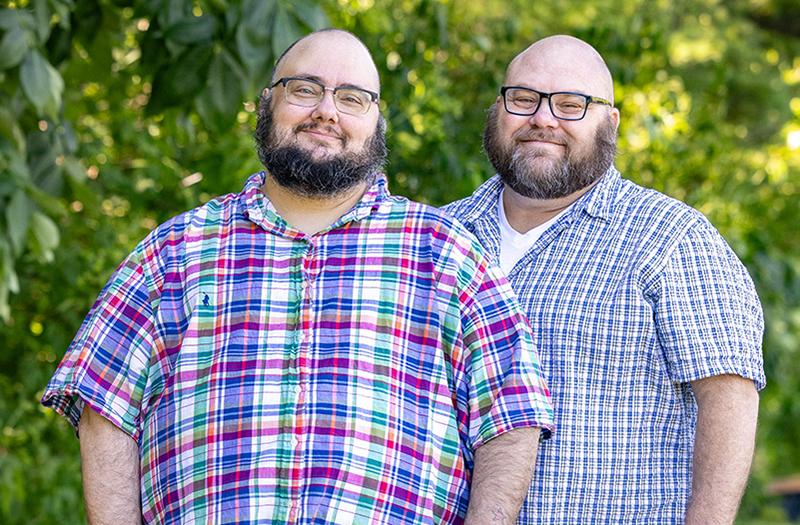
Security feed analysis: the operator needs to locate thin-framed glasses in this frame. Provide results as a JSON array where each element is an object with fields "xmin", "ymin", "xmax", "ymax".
[
  {"xmin": 271, "ymin": 77, "xmax": 379, "ymax": 116},
  {"xmin": 500, "ymin": 86, "xmax": 613, "ymax": 121}
]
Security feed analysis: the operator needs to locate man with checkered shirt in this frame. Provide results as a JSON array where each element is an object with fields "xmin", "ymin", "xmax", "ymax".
[
  {"xmin": 445, "ymin": 35, "xmax": 765, "ymax": 524},
  {"xmin": 42, "ymin": 30, "xmax": 553, "ymax": 525}
]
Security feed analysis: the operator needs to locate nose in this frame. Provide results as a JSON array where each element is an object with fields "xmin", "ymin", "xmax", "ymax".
[
  {"xmin": 311, "ymin": 89, "xmax": 339, "ymax": 123},
  {"xmin": 529, "ymin": 97, "xmax": 559, "ymax": 128}
]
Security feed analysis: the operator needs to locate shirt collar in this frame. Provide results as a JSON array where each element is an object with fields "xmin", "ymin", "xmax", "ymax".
[
  {"xmin": 240, "ymin": 171, "xmax": 390, "ymax": 237},
  {"xmin": 578, "ymin": 166, "xmax": 621, "ymax": 221},
  {"xmin": 461, "ymin": 166, "xmax": 621, "ymax": 230}
]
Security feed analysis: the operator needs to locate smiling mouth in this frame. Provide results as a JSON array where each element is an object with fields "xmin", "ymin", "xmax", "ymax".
[
  {"xmin": 519, "ymin": 139, "xmax": 564, "ymax": 147},
  {"xmin": 301, "ymin": 129, "xmax": 342, "ymax": 141}
]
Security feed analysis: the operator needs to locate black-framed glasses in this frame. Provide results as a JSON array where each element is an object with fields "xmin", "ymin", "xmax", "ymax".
[
  {"xmin": 271, "ymin": 77, "xmax": 379, "ymax": 116},
  {"xmin": 500, "ymin": 86, "xmax": 613, "ymax": 121}
]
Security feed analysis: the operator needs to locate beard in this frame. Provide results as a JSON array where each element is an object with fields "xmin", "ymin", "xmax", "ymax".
[
  {"xmin": 482, "ymin": 104, "xmax": 617, "ymax": 199},
  {"xmin": 253, "ymin": 94, "xmax": 388, "ymax": 198}
]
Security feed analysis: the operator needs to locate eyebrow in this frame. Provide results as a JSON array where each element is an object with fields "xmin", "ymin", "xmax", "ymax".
[{"xmin": 293, "ymin": 74, "xmax": 374, "ymax": 93}]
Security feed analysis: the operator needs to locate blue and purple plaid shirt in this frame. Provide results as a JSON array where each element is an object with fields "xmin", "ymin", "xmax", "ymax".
[{"xmin": 43, "ymin": 172, "xmax": 553, "ymax": 524}]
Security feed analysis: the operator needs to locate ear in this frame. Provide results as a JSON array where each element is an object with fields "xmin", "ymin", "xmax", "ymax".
[
  {"xmin": 262, "ymin": 87, "xmax": 271, "ymax": 98},
  {"xmin": 609, "ymin": 106, "xmax": 620, "ymax": 131}
]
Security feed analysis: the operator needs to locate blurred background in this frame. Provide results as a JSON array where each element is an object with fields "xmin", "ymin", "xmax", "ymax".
[{"xmin": 0, "ymin": 0, "xmax": 798, "ymax": 523}]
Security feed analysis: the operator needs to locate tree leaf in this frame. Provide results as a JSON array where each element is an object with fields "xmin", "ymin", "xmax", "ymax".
[
  {"xmin": 0, "ymin": 26, "xmax": 29, "ymax": 70},
  {"xmin": 0, "ymin": 107, "xmax": 26, "ymax": 153},
  {"xmin": 235, "ymin": 0, "xmax": 276, "ymax": 77},
  {"xmin": 146, "ymin": 44, "xmax": 213, "ymax": 114},
  {"xmin": 197, "ymin": 49, "xmax": 244, "ymax": 132},
  {"xmin": 29, "ymin": 211, "xmax": 59, "ymax": 263},
  {"xmin": 163, "ymin": 15, "xmax": 217, "ymax": 45},
  {"xmin": 5, "ymin": 190, "xmax": 32, "ymax": 256},
  {"xmin": 288, "ymin": 0, "xmax": 329, "ymax": 31},
  {"xmin": 20, "ymin": 50, "xmax": 64, "ymax": 118},
  {"xmin": 0, "ymin": 8, "xmax": 34, "ymax": 32},
  {"xmin": 0, "ymin": 237, "xmax": 20, "ymax": 297},
  {"xmin": 271, "ymin": 6, "xmax": 301, "ymax": 59},
  {"xmin": 33, "ymin": 0, "xmax": 51, "ymax": 43}
]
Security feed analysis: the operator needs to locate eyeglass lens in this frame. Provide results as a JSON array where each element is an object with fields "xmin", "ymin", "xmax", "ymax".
[
  {"xmin": 505, "ymin": 88, "xmax": 588, "ymax": 119},
  {"xmin": 284, "ymin": 79, "xmax": 372, "ymax": 115}
]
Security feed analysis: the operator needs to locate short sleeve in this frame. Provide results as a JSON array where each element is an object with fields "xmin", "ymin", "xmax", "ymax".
[
  {"xmin": 654, "ymin": 220, "xmax": 765, "ymax": 389},
  {"xmin": 459, "ymin": 263, "xmax": 555, "ymax": 451},
  {"xmin": 41, "ymin": 245, "xmax": 158, "ymax": 439}
]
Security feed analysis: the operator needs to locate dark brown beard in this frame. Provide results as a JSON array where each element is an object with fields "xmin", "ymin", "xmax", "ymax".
[{"xmin": 254, "ymin": 93, "xmax": 388, "ymax": 198}]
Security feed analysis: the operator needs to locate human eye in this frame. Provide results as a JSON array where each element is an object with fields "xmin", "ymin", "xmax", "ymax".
[
  {"xmin": 336, "ymin": 89, "xmax": 369, "ymax": 109},
  {"xmin": 289, "ymin": 80, "xmax": 321, "ymax": 98},
  {"xmin": 554, "ymin": 95, "xmax": 586, "ymax": 113},
  {"xmin": 509, "ymin": 90, "xmax": 538, "ymax": 108}
]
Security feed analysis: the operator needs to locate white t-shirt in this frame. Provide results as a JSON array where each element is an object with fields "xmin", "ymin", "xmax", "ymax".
[{"xmin": 497, "ymin": 188, "xmax": 571, "ymax": 275}]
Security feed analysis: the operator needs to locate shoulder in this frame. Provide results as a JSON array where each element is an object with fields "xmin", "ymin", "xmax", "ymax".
[
  {"xmin": 614, "ymin": 179, "xmax": 707, "ymax": 231},
  {"xmin": 378, "ymin": 195, "xmax": 483, "ymax": 244},
  {"xmin": 441, "ymin": 176, "xmax": 502, "ymax": 224},
  {"xmin": 377, "ymin": 196, "xmax": 495, "ymax": 284},
  {"xmin": 606, "ymin": 178, "xmax": 724, "ymax": 260},
  {"xmin": 441, "ymin": 193, "xmax": 478, "ymax": 220},
  {"xmin": 138, "ymin": 192, "xmax": 240, "ymax": 254}
]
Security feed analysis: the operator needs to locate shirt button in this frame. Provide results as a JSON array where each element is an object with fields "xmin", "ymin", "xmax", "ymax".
[
  {"xmin": 294, "ymin": 385, "xmax": 302, "ymax": 395},
  {"xmin": 291, "ymin": 436, "xmax": 299, "ymax": 448}
]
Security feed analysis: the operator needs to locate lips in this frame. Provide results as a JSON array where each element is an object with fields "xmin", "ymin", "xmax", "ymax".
[
  {"xmin": 295, "ymin": 123, "xmax": 344, "ymax": 142},
  {"xmin": 516, "ymin": 132, "xmax": 565, "ymax": 146}
]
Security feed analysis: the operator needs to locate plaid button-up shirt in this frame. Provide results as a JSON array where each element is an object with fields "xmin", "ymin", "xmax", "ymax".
[
  {"xmin": 444, "ymin": 168, "xmax": 765, "ymax": 524},
  {"xmin": 43, "ymin": 172, "xmax": 553, "ymax": 524}
]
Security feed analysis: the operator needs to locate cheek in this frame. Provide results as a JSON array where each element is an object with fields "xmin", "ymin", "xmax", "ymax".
[
  {"xmin": 342, "ymin": 117, "xmax": 378, "ymax": 146},
  {"xmin": 499, "ymin": 115, "xmax": 528, "ymax": 140},
  {"xmin": 272, "ymin": 104, "xmax": 311, "ymax": 129}
]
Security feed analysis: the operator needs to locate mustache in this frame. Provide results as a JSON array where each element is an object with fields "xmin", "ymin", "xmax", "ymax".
[
  {"xmin": 513, "ymin": 129, "xmax": 566, "ymax": 145},
  {"xmin": 294, "ymin": 121, "xmax": 344, "ymax": 140}
]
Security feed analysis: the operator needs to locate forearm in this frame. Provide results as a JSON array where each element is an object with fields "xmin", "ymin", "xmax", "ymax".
[
  {"xmin": 79, "ymin": 405, "xmax": 142, "ymax": 525},
  {"xmin": 465, "ymin": 427, "xmax": 540, "ymax": 525},
  {"xmin": 685, "ymin": 374, "xmax": 759, "ymax": 525}
]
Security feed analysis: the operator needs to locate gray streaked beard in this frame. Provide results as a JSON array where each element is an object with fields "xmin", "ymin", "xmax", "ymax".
[{"xmin": 483, "ymin": 104, "xmax": 616, "ymax": 199}]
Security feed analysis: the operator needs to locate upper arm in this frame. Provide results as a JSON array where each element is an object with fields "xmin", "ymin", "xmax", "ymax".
[
  {"xmin": 690, "ymin": 374, "xmax": 759, "ymax": 409},
  {"xmin": 653, "ymin": 221, "xmax": 765, "ymax": 389}
]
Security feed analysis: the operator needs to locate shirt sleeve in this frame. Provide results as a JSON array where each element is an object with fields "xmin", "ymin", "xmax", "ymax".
[
  {"xmin": 458, "ymin": 261, "xmax": 555, "ymax": 451},
  {"xmin": 654, "ymin": 219, "xmax": 765, "ymax": 389},
  {"xmin": 41, "ymin": 244, "xmax": 158, "ymax": 439}
]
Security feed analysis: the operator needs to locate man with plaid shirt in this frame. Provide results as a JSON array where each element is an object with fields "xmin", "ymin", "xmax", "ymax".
[
  {"xmin": 445, "ymin": 35, "xmax": 765, "ymax": 524},
  {"xmin": 42, "ymin": 30, "xmax": 553, "ymax": 524}
]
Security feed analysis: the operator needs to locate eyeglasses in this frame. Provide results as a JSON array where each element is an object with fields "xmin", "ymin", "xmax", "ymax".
[
  {"xmin": 271, "ymin": 77, "xmax": 379, "ymax": 116},
  {"xmin": 500, "ymin": 86, "xmax": 613, "ymax": 121}
]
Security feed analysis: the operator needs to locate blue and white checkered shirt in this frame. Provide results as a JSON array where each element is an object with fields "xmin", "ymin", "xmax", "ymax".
[{"xmin": 444, "ymin": 167, "xmax": 765, "ymax": 524}]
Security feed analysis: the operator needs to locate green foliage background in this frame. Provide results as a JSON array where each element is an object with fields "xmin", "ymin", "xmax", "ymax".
[{"xmin": 0, "ymin": 0, "xmax": 798, "ymax": 522}]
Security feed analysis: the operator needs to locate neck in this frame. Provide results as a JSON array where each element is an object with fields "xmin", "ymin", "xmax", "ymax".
[
  {"xmin": 502, "ymin": 180, "xmax": 598, "ymax": 233},
  {"xmin": 262, "ymin": 175, "xmax": 370, "ymax": 235}
]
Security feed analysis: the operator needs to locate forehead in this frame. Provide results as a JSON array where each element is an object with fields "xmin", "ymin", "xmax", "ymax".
[
  {"xmin": 506, "ymin": 46, "xmax": 608, "ymax": 97},
  {"xmin": 276, "ymin": 34, "xmax": 380, "ymax": 92}
]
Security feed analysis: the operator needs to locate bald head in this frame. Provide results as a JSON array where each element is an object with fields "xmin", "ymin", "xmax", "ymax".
[
  {"xmin": 506, "ymin": 35, "xmax": 614, "ymax": 104},
  {"xmin": 271, "ymin": 29, "xmax": 380, "ymax": 93}
]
